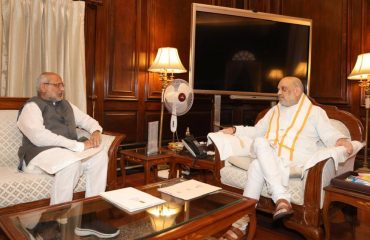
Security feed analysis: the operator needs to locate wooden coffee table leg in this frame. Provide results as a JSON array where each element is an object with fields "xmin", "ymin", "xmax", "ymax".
[
  {"xmin": 246, "ymin": 210, "xmax": 257, "ymax": 240},
  {"xmin": 168, "ymin": 162, "xmax": 177, "ymax": 179},
  {"xmin": 144, "ymin": 162, "xmax": 150, "ymax": 184}
]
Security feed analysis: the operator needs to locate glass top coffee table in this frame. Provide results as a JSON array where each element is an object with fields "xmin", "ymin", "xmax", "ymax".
[{"xmin": 0, "ymin": 178, "xmax": 256, "ymax": 240}]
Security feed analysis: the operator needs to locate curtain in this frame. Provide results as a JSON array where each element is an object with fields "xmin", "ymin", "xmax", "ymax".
[{"xmin": 0, "ymin": 0, "xmax": 86, "ymax": 111}]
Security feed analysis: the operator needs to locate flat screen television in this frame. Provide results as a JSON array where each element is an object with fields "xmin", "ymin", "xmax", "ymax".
[{"xmin": 189, "ymin": 4, "xmax": 312, "ymax": 99}]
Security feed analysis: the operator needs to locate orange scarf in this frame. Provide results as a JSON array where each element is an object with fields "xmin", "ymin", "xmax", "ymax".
[{"xmin": 265, "ymin": 94, "xmax": 313, "ymax": 160}]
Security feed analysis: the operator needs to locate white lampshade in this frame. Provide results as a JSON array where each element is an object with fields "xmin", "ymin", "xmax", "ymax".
[
  {"xmin": 348, "ymin": 53, "xmax": 370, "ymax": 80},
  {"xmin": 148, "ymin": 47, "xmax": 187, "ymax": 74}
]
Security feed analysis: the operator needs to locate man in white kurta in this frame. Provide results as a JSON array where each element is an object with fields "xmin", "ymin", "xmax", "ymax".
[
  {"xmin": 17, "ymin": 72, "xmax": 120, "ymax": 239},
  {"xmin": 219, "ymin": 76, "xmax": 353, "ymax": 240},
  {"xmin": 17, "ymin": 72, "xmax": 107, "ymax": 205}
]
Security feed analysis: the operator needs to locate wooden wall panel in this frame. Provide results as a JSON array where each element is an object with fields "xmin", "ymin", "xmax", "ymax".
[
  {"xmin": 141, "ymin": 109, "xmax": 212, "ymax": 143},
  {"xmin": 84, "ymin": 0, "xmax": 370, "ymax": 147},
  {"xmin": 221, "ymin": 99, "xmax": 270, "ymax": 127},
  {"xmin": 245, "ymin": 0, "xmax": 349, "ymax": 104},
  {"xmin": 87, "ymin": 0, "xmax": 221, "ymax": 145},
  {"xmin": 103, "ymin": 111, "xmax": 138, "ymax": 142},
  {"xmin": 106, "ymin": 0, "xmax": 139, "ymax": 99},
  {"xmin": 285, "ymin": 0, "xmax": 348, "ymax": 104},
  {"xmin": 347, "ymin": 0, "xmax": 363, "ymax": 118},
  {"xmin": 245, "ymin": 0, "xmax": 282, "ymax": 13},
  {"xmin": 85, "ymin": 3, "xmax": 100, "ymax": 120},
  {"xmin": 146, "ymin": 0, "xmax": 212, "ymax": 100}
]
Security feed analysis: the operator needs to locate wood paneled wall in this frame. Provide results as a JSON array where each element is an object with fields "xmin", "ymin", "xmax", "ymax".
[{"xmin": 84, "ymin": 0, "xmax": 370, "ymax": 147}]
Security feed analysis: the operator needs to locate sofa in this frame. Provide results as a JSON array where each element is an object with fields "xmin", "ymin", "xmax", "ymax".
[
  {"xmin": 212, "ymin": 100, "xmax": 364, "ymax": 240},
  {"xmin": 0, "ymin": 97, "xmax": 124, "ymax": 215}
]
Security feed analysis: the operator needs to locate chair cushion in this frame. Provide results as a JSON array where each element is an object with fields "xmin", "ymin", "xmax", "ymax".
[
  {"xmin": 227, "ymin": 156, "xmax": 254, "ymax": 171},
  {"xmin": 220, "ymin": 165, "xmax": 305, "ymax": 205},
  {"xmin": 0, "ymin": 110, "xmax": 22, "ymax": 169},
  {"xmin": 228, "ymin": 156, "xmax": 303, "ymax": 178},
  {"xmin": 0, "ymin": 166, "xmax": 87, "ymax": 208},
  {"xmin": 0, "ymin": 110, "xmax": 116, "ymax": 209}
]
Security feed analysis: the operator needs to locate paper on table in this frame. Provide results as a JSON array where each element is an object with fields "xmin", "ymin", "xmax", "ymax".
[
  {"xmin": 100, "ymin": 187, "xmax": 166, "ymax": 212},
  {"xmin": 158, "ymin": 179, "xmax": 221, "ymax": 200}
]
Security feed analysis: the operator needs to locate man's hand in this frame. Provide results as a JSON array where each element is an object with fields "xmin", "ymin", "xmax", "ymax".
[
  {"xmin": 83, "ymin": 130, "xmax": 102, "ymax": 150},
  {"xmin": 336, "ymin": 138, "xmax": 353, "ymax": 155},
  {"xmin": 220, "ymin": 127, "xmax": 235, "ymax": 135}
]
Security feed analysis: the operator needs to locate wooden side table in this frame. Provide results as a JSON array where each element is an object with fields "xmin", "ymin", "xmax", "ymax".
[
  {"xmin": 120, "ymin": 148, "xmax": 174, "ymax": 184},
  {"xmin": 121, "ymin": 147, "xmax": 218, "ymax": 185},
  {"xmin": 322, "ymin": 185, "xmax": 370, "ymax": 240},
  {"xmin": 169, "ymin": 151, "xmax": 217, "ymax": 183}
]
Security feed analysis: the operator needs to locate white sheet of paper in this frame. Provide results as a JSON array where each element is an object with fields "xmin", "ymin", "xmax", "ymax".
[
  {"xmin": 158, "ymin": 179, "xmax": 221, "ymax": 200},
  {"xmin": 29, "ymin": 145, "xmax": 103, "ymax": 174},
  {"xmin": 100, "ymin": 187, "xmax": 165, "ymax": 212}
]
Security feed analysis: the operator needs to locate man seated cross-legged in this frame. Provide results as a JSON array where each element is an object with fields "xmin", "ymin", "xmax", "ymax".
[{"xmin": 218, "ymin": 76, "xmax": 353, "ymax": 240}]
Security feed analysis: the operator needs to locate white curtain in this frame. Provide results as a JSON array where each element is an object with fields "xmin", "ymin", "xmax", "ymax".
[{"xmin": 0, "ymin": 0, "xmax": 86, "ymax": 111}]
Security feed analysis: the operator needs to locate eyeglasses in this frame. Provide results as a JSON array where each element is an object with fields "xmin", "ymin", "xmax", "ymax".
[{"xmin": 44, "ymin": 82, "xmax": 64, "ymax": 88}]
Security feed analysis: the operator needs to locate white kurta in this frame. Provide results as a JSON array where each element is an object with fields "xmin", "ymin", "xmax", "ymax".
[
  {"xmin": 235, "ymin": 98, "xmax": 347, "ymax": 202},
  {"xmin": 17, "ymin": 101, "xmax": 107, "ymax": 205},
  {"xmin": 17, "ymin": 101, "xmax": 102, "ymax": 152},
  {"xmin": 235, "ymin": 103, "xmax": 346, "ymax": 165}
]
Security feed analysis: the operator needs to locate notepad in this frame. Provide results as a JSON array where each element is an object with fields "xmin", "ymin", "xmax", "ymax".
[
  {"xmin": 100, "ymin": 187, "xmax": 166, "ymax": 212},
  {"xmin": 158, "ymin": 179, "xmax": 221, "ymax": 200}
]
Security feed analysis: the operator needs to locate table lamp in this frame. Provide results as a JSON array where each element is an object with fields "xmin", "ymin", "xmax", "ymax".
[
  {"xmin": 348, "ymin": 53, "xmax": 370, "ymax": 173},
  {"xmin": 148, "ymin": 47, "xmax": 187, "ymax": 150}
]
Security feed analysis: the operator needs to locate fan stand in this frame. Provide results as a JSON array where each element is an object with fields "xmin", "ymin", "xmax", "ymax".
[
  {"xmin": 158, "ymin": 72, "xmax": 173, "ymax": 150},
  {"xmin": 168, "ymin": 131, "xmax": 182, "ymax": 151}
]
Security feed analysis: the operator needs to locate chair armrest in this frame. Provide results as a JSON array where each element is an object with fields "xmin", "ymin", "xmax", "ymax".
[
  {"xmin": 102, "ymin": 131, "xmax": 125, "ymax": 190},
  {"xmin": 302, "ymin": 158, "xmax": 331, "ymax": 214},
  {"xmin": 213, "ymin": 145, "xmax": 225, "ymax": 186}
]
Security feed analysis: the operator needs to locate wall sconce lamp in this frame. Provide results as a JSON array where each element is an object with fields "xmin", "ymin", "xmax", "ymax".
[
  {"xmin": 348, "ymin": 53, "xmax": 370, "ymax": 173},
  {"xmin": 148, "ymin": 47, "xmax": 187, "ymax": 149},
  {"xmin": 267, "ymin": 68, "xmax": 283, "ymax": 82},
  {"xmin": 294, "ymin": 62, "xmax": 308, "ymax": 77}
]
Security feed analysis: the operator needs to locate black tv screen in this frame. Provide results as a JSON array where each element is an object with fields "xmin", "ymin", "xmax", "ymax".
[{"xmin": 189, "ymin": 4, "xmax": 312, "ymax": 98}]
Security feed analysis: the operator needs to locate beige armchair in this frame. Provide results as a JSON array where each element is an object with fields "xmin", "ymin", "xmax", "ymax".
[
  {"xmin": 213, "ymin": 100, "xmax": 364, "ymax": 240},
  {"xmin": 0, "ymin": 98, "xmax": 125, "ymax": 215}
]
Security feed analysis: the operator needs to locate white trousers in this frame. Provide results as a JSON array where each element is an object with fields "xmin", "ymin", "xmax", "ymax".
[
  {"xmin": 25, "ymin": 150, "xmax": 108, "ymax": 205},
  {"xmin": 243, "ymin": 137, "xmax": 291, "ymax": 203}
]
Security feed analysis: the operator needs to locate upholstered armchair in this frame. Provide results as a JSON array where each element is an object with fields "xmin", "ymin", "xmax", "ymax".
[
  {"xmin": 0, "ymin": 98, "xmax": 125, "ymax": 215},
  {"xmin": 213, "ymin": 100, "xmax": 364, "ymax": 240}
]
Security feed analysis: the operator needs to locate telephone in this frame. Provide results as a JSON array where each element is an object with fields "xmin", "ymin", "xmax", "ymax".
[{"xmin": 182, "ymin": 135, "xmax": 207, "ymax": 158}]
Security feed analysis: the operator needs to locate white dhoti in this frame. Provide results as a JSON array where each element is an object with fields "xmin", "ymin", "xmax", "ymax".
[
  {"xmin": 24, "ymin": 150, "xmax": 108, "ymax": 205},
  {"xmin": 243, "ymin": 137, "xmax": 291, "ymax": 203}
]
